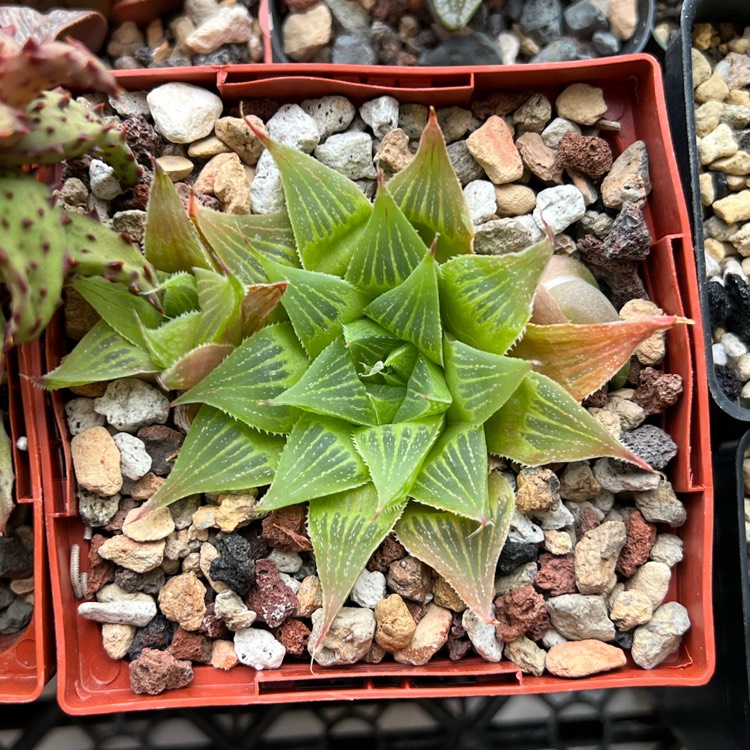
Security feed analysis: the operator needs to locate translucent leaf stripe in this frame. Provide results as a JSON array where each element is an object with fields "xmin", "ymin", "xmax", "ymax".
[
  {"xmin": 353, "ymin": 419, "xmax": 442, "ymax": 513},
  {"xmin": 396, "ymin": 472, "xmax": 514, "ymax": 622},
  {"xmin": 259, "ymin": 415, "xmax": 369, "ymax": 511},
  {"xmin": 173, "ymin": 323, "xmax": 308, "ymax": 434},
  {"xmin": 144, "ymin": 405, "xmax": 284, "ymax": 513},
  {"xmin": 73, "ymin": 276, "xmax": 163, "ymax": 351},
  {"xmin": 485, "ymin": 372, "xmax": 651, "ymax": 470},
  {"xmin": 410, "ymin": 423, "xmax": 489, "ymax": 522},
  {"xmin": 308, "ymin": 485, "xmax": 406, "ymax": 649},
  {"xmin": 273, "ymin": 336, "xmax": 378, "ymax": 426},
  {"xmin": 39, "ymin": 320, "xmax": 159, "ymax": 389}
]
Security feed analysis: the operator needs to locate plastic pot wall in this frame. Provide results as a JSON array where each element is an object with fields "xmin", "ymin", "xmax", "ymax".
[
  {"xmin": 269, "ymin": 0, "xmax": 654, "ymax": 64},
  {"xmin": 0, "ymin": 340, "xmax": 54, "ymax": 702},
  {"xmin": 45, "ymin": 55, "xmax": 714, "ymax": 715},
  {"xmin": 664, "ymin": 0, "xmax": 750, "ymax": 420}
]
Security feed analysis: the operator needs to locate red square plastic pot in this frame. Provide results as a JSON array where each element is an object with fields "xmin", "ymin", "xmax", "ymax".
[
  {"xmin": 0, "ymin": 340, "xmax": 54, "ymax": 702},
  {"xmin": 43, "ymin": 54, "xmax": 714, "ymax": 714}
]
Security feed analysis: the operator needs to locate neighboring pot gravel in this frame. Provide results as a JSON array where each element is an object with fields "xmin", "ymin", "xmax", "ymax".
[
  {"xmin": 278, "ymin": 0, "xmax": 642, "ymax": 66},
  {"xmin": 103, "ymin": 0, "xmax": 264, "ymax": 70},
  {"xmin": 60, "ymin": 82, "xmax": 690, "ymax": 695},
  {"xmin": 690, "ymin": 24, "xmax": 750, "ymax": 403}
]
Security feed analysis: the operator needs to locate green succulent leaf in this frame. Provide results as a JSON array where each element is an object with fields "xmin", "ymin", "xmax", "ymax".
[
  {"xmin": 364, "ymin": 384, "xmax": 406, "ymax": 425},
  {"xmin": 144, "ymin": 164, "xmax": 216, "ymax": 273},
  {"xmin": 443, "ymin": 335, "xmax": 530, "ymax": 424},
  {"xmin": 72, "ymin": 277, "xmax": 163, "ymax": 351},
  {"xmin": 140, "ymin": 311, "xmax": 200, "ymax": 370},
  {"xmin": 343, "ymin": 319, "xmax": 402, "ymax": 369},
  {"xmin": 158, "ymin": 343, "xmax": 234, "ymax": 391},
  {"xmin": 64, "ymin": 211, "xmax": 158, "ymax": 295},
  {"xmin": 345, "ymin": 180, "xmax": 427, "ymax": 296},
  {"xmin": 160, "ymin": 272, "xmax": 199, "ymax": 318},
  {"xmin": 364, "ymin": 248, "xmax": 443, "ymax": 365},
  {"xmin": 393, "ymin": 353, "xmax": 452, "ymax": 422},
  {"xmin": 428, "ymin": 0, "xmax": 483, "ymax": 29},
  {"xmin": 308, "ymin": 483, "xmax": 406, "ymax": 650},
  {"xmin": 273, "ymin": 336, "xmax": 378, "ymax": 426},
  {"xmin": 255, "ymin": 131, "xmax": 372, "ymax": 276},
  {"xmin": 485, "ymin": 371, "xmax": 652, "ymax": 470},
  {"xmin": 395, "ymin": 471, "xmax": 514, "ymax": 623},
  {"xmin": 38, "ymin": 320, "xmax": 159, "ymax": 389},
  {"xmin": 194, "ymin": 268, "xmax": 247, "ymax": 346},
  {"xmin": 260, "ymin": 415, "xmax": 369, "ymax": 511},
  {"xmin": 387, "ymin": 109, "xmax": 474, "ymax": 262},
  {"xmin": 353, "ymin": 418, "xmax": 442, "ymax": 514},
  {"xmin": 511, "ymin": 317, "xmax": 683, "ymax": 401},
  {"xmin": 381, "ymin": 344, "xmax": 419, "ymax": 385},
  {"xmin": 173, "ymin": 323, "xmax": 308, "ymax": 434},
  {"xmin": 410, "ymin": 423, "xmax": 489, "ymax": 522},
  {"xmin": 142, "ymin": 405, "xmax": 284, "ymax": 514},
  {"xmin": 191, "ymin": 203, "xmax": 299, "ymax": 283},
  {"xmin": 262, "ymin": 259, "xmax": 370, "ymax": 359},
  {"xmin": 440, "ymin": 237, "xmax": 553, "ymax": 355}
]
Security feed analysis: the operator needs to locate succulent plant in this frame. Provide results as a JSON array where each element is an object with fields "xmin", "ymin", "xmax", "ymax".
[
  {"xmin": 41, "ymin": 164, "xmax": 289, "ymax": 392},
  {"xmin": 83, "ymin": 110, "xmax": 684, "ymax": 654},
  {"xmin": 428, "ymin": 0, "xmax": 483, "ymax": 31},
  {"xmin": 0, "ymin": 27, "xmax": 143, "ymax": 349}
]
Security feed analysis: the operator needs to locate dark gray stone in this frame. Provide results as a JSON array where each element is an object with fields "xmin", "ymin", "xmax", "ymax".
[
  {"xmin": 519, "ymin": 0, "xmax": 563, "ymax": 46},
  {"xmin": 0, "ymin": 597, "xmax": 33, "ymax": 635},
  {"xmin": 332, "ymin": 33, "xmax": 376, "ymax": 65},
  {"xmin": 592, "ymin": 30, "xmax": 621, "ymax": 55},
  {"xmin": 531, "ymin": 38, "xmax": 578, "ymax": 62},
  {"xmin": 210, "ymin": 532, "xmax": 255, "ymax": 597},
  {"xmin": 563, "ymin": 0, "xmax": 607, "ymax": 37},
  {"xmin": 420, "ymin": 32, "xmax": 501, "ymax": 66},
  {"xmin": 447, "ymin": 140, "xmax": 485, "ymax": 186},
  {"xmin": 619, "ymin": 425, "xmax": 678, "ymax": 471},
  {"xmin": 0, "ymin": 536, "xmax": 32, "ymax": 579},
  {"xmin": 0, "ymin": 583, "xmax": 14, "ymax": 610}
]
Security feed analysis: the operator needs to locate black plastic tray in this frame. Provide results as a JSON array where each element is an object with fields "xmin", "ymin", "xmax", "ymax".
[
  {"xmin": 271, "ymin": 0, "xmax": 654, "ymax": 64},
  {"xmin": 664, "ymin": 0, "xmax": 750, "ymax": 421}
]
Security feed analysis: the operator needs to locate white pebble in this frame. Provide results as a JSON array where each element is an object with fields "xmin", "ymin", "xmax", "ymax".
[
  {"xmin": 112, "ymin": 433, "xmax": 152, "ymax": 481},
  {"xmin": 267, "ymin": 548, "xmax": 303, "ymax": 574},
  {"xmin": 351, "ymin": 569, "xmax": 386, "ymax": 609},
  {"xmin": 463, "ymin": 609, "xmax": 503, "ymax": 662},
  {"xmin": 360, "ymin": 96, "xmax": 400, "ymax": 139},
  {"xmin": 267, "ymin": 104, "xmax": 320, "ymax": 153},
  {"xmin": 721, "ymin": 331, "xmax": 748, "ymax": 358},
  {"xmin": 147, "ymin": 83, "xmax": 223, "ymax": 144},
  {"xmin": 533, "ymin": 185, "xmax": 586, "ymax": 235},
  {"xmin": 463, "ymin": 180, "xmax": 498, "ymax": 224},
  {"xmin": 234, "ymin": 628, "xmax": 286, "ymax": 670},
  {"xmin": 712, "ymin": 342, "xmax": 728, "ymax": 367}
]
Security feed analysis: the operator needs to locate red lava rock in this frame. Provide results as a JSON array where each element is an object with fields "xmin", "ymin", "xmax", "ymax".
[
  {"xmin": 275, "ymin": 618, "xmax": 311, "ymax": 657},
  {"xmin": 245, "ymin": 559, "xmax": 298, "ymax": 628},
  {"xmin": 199, "ymin": 602, "xmax": 231, "ymax": 640},
  {"xmin": 129, "ymin": 648, "xmax": 194, "ymax": 695},
  {"xmin": 168, "ymin": 628, "xmax": 213, "ymax": 664},
  {"xmin": 534, "ymin": 553, "xmax": 577, "ymax": 597},
  {"xmin": 526, "ymin": 609, "xmax": 552, "ymax": 642},
  {"xmin": 261, "ymin": 506, "xmax": 312, "ymax": 552},
  {"xmin": 493, "ymin": 585, "xmax": 547, "ymax": 642},
  {"xmin": 576, "ymin": 234, "xmax": 648, "ymax": 309},
  {"xmin": 89, "ymin": 534, "xmax": 109, "ymax": 566},
  {"xmin": 578, "ymin": 506, "xmax": 602, "ymax": 537},
  {"xmin": 557, "ymin": 132, "xmax": 613, "ymax": 181},
  {"xmin": 285, "ymin": 0, "xmax": 320, "ymax": 10},
  {"xmin": 583, "ymin": 388, "xmax": 608, "ymax": 409},
  {"xmin": 121, "ymin": 115, "xmax": 164, "ymax": 168},
  {"xmin": 240, "ymin": 523, "xmax": 270, "ymax": 560},
  {"xmin": 404, "ymin": 600, "xmax": 428, "ymax": 624},
  {"xmin": 372, "ymin": 0, "xmax": 409, "ymax": 25},
  {"xmin": 367, "ymin": 534, "xmax": 406, "ymax": 573},
  {"xmin": 446, "ymin": 611, "xmax": 472, "ymax": 661},
  {"xmin": 471, "ymin": 91, "xmax": 531, "ymax": 119},
  {"xmin": 616, "ymin": 510, "xmax": 657, "ymax": 577},
  {"xmin": 137, "ymin": 425, "xmax": 185, "ymax": 476},
  {"xmin": 103, "ymin": 497, "xmax": 138, "ymax": 533},
  {"xmin": 632, "ymin": 368, "xmax": 684, "ymax": 416},
  {"xmin": 85, "ymin": 561, "xmax": 116, "ymax": 596}
]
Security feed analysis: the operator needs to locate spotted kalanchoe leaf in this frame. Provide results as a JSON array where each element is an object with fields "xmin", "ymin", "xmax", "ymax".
[{"xmin": 53, "ymin": 109, "xmax": 685, "ymax": 652}]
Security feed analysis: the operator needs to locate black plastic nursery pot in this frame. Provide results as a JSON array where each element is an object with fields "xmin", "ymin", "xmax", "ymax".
[
  {"xmin": 664, "ymin": 0, "xmax": 750, "ymax": 421},
  {"xmin": 43, "ymin": 55, "xmax": 714, "ymax": 715},
  {"xmin": 270, "ymin": 0, "xmax": 654, "ymax": 64}
]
